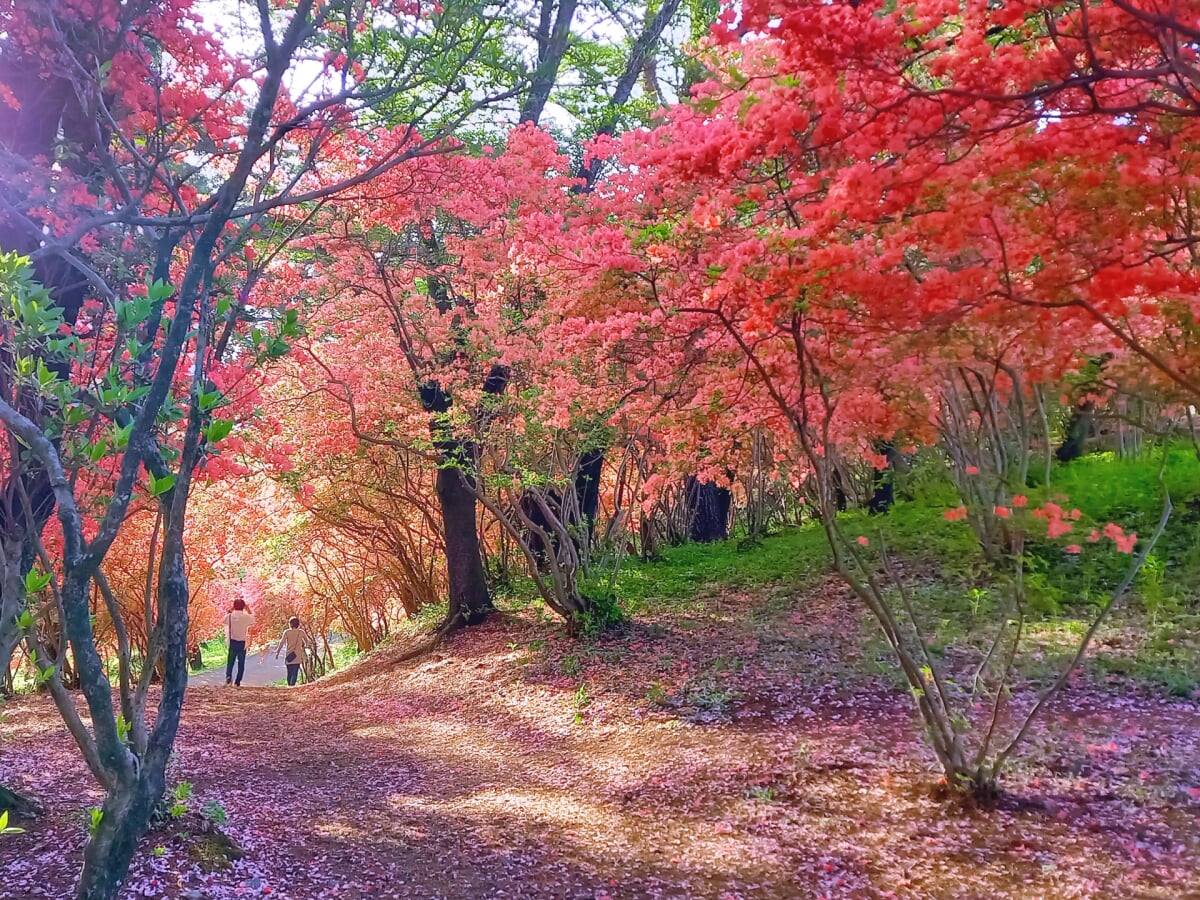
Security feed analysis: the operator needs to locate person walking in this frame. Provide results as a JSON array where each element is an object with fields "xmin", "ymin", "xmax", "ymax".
[
  {"xmin": 224, "ymin": 599, "xmax": 254, "ymax": 686},
  {"xmin": 274, "ymin": 616, "xmax": 307, "ymax": 686}
]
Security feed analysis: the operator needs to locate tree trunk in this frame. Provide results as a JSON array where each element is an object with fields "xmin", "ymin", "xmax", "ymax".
[
  {"xmin": 0, "ymin": 561, "xmax": 22, "ymax": 685},
  {"xmin": 0, "ymin": 783, "xmax": 40, "ymax": 818},
  {"xmin": 686, "ymin": 476, "xmax": 731, "ymax": 543},
  {"xmin": 1055, "ymin": 401, "xmax": 1095, "ymax": 463},
  {"xmin": 75, "ymin": 777, "xmax": 158, "ymax": 900},
  {"xmin": 437, "ymin": 465, "xmax": 493, "ymax": 626},
  {"xmin": 868, "ymin": 440, "xmax": 900, "ymax": 515},
  {"xmin": 574, "ymin": 448, "xmax": 604, "ymax": 544}
]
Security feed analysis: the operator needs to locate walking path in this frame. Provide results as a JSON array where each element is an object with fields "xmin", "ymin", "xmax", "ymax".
[{"xmin": 188, "ymin": 649, "xmax": 287, "ymax": 687}]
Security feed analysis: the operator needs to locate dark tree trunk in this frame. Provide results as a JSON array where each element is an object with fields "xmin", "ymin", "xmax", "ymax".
[
  {"xmin": 436, "ymin": 463, "xmax": 493, "ymax": 626},
  {"xmin": 520, "ymin": 489, "xmax": 561, "ymax": 565},
  {"xmin": 574, "ymin": 448, "xmax": 604, "ymax": 543},
  {"xmin": 0, "ymin": 782, "xmax": 40, "ymax": 818},
  {"xmin": 868, "ymin": 440, "xmax": 900, "ymax": 515},
  {"xmin": 75, "ymin": 777, "xmax": 157, "ymax": 900},
  {"xmin": 0, "ymin": 33, "xmax": 101, "ymax": 678},
  {"xmin": 832, "ymin": 468, "xmax": 848, "ymax": 512},
  {"xmin": 420, "ymin": 368, "xmax": 501, "ymax": 629},
  {"xmin": 686, "ymin": 476, "xmax": 731, "ymax": 543},
  {"xmin": 519, "ymin": 0, "xmax": 582, "ymax": 125},
  {"xmin": 1056, "ymin": 401, "xmax": 1095, "ymax": 463}
]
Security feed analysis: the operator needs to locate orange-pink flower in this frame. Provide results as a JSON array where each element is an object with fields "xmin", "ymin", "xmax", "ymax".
[
  {"xmin": 1114, "ymin": 533, "xmax": 1137, "ymax": 554},
  {"xmin": 1047, "ymin": 520, "xmax": 1074, "ymax": 539}
]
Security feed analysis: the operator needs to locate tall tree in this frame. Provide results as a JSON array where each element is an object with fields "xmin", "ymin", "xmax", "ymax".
[{"xmin": 293, "ymin": 0, "xmax": 691, "ymax": 630}]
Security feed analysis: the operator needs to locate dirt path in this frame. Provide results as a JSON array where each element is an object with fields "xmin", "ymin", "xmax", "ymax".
[{"xmin": 3, "ymin": 585, "xmax": 1200, "ymax": 899}]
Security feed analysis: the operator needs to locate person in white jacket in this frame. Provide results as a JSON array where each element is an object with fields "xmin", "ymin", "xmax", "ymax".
[{"xmin": 224, "ymin": 598, "xmax": 254, "ymax": 686}]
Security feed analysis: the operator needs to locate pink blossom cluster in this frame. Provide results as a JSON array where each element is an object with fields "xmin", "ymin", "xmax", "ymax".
[{"xmin": 943, "ymin": 497, "xmax": 1137, "ymax": 554}]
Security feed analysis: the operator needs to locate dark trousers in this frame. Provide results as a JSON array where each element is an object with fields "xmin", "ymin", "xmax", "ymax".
[
  {"xmin": 286, "ymin": 663, "xmax": 300, "ymax": 686},
  {"xmin": 226, "ymin": 639, "xmax": 247, "ymax": 685}
]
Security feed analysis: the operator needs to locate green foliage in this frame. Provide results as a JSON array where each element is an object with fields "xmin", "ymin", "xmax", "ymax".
[
  {"xmin": 644, "ymin": 681, "xmax": 669, "ymax": 706},
  {"xmin": 1053, "ymin": 447, "xmax": 1200, "ymax": 527},
  {"xmin": 203, "ymin": 800, "xmax": 228, "ymax": 827},
  {"xmin": 332, "ymin": 641, "xmax": 362, "ymax": 670},
  {"xmin": 0, "ymin": 810, "xmax": 25, "ymax": 835},
  {"xmin": 573, "ymin": 683, "xmax": 590, "ymax": 709},
  {"xmin": 199, "ymin": 639, "xmax": 228, "ymax": 670},
  {"xmin": 747, "ymin": 785, "xmax": 777, "ymax": 802},
  {"xmin": 356, "ymin": 0, "xmax": 525, "ymax": 136},
  {"xmin": 614, "ymin": 523, "xmax": 829, "ymax": 612},
  {"xmin": 576, "ymin": 590, "xmax": 625, "ymax": 635},
  {"xmin": 686, "ymin": 682, "xmax": 738, "ymax": 717},
  {"xmin": 603, "ymin": 446, "xmax": 1197, "ymax": 701},
  {"xmin": 167, "ymin": 781, "xmax": 192, "ymax": 819},
  {"xmin": 572, "ymin": 682, "xmax": 590, "ymax": 724}
]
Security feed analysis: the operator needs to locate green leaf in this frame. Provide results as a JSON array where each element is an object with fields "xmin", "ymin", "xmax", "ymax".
[
  {"xmin": 198, "ymin": 389, "xmax": 224, "ymax": 412},
  {"xmin": 35, "ymin": 359, "xmax": 57, "ymax": 388},
  {"xmin": 24, "ymin": 570, "xmax": 51, "ymax": 594},
  {"xmin": 203, "ymin": 419, "xmax": 234, "ymax": 444},
  {"xmin": 110, "ymin": 423, "xmax": 132, "ymax": 449},
  {"xmin": 0, "ymin": 809, "xmax": 25, "ymax": 835},
  {"xmin": 146, "ymin": 279, "xmax": 174, "ymax": 303},
  {"xmin": 148, "ymin": 472, "xmax": 176, "ymax": 497}
]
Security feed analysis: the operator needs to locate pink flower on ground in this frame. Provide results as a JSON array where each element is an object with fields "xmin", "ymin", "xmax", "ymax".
[
  {"xmin": 1065, "ymin": 545, "xmax": 1082, "ymax": 555},
  {"xmin": 1087, "ymin": 529, "xmax": 1101, "ymax": 543},
  {"xmin": 856, "ymin": 536, "xmax": 869, "ymax": 546},
  {"xmin": 944, "ymin": 506, "xmax": 969, "ymax": 522},
  {"xmin": 993, "ymin": 506, "xmax": 1011, "ymax": 519},
  {"xmin": 1069, "ymin": 508, "xmax": 1082, "ymax": 520},
  {"xmin": 965, "ymin": 465, "xmax": 980, "ymax": 475},
  {"xmin": 1103, "ymin": 522, "xmax": 1124, "ymax": 539},
  {"xmin": 1012, "ymin": 495, "xmax": 1028, "ymax": 507}
]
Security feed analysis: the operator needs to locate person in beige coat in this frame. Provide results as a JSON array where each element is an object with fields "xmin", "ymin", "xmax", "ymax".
[{"xmin": 274, "ymin": 617, "xmax": 307, "ymax": 686}]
